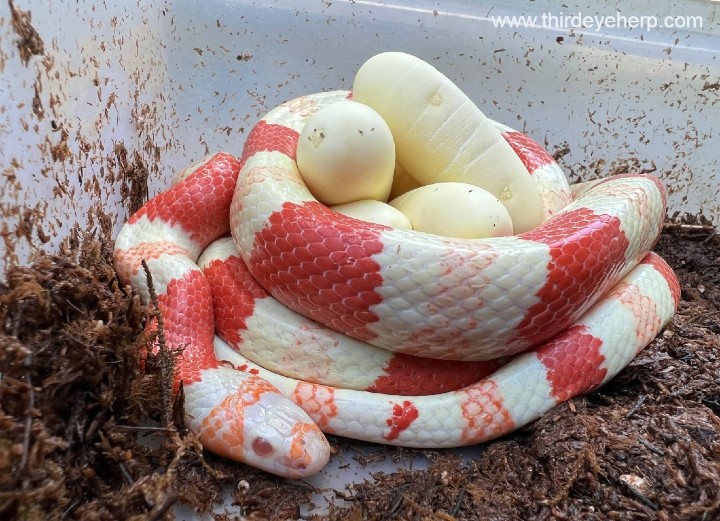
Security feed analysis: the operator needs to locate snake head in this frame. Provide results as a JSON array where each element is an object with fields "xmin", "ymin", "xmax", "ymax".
[
  {"xmin": 185, "ymin": 368, "xmax": 330, "ymax": 479},
  {"xmin": 241, "ymin": 390, "xmax": 331, "ymax": 479}
]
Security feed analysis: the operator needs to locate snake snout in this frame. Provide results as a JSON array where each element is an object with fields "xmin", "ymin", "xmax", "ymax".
[{"xmin": 282, "ymin": 421, "xmax": 331, "ymax": 478}]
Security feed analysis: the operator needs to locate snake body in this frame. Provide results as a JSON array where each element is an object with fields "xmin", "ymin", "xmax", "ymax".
[
  {"xmin": 197, "ymin": 237, "xmax": 504, "ymax": 395},
  {"xmin": 114, "ymin": 91, "xmax": 679, "ymax": 478}
]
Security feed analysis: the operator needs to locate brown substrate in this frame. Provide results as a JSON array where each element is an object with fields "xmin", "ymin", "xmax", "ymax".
[{"xmin": 1, "ymin": 227, "xmax": 718, "ymax": 521}]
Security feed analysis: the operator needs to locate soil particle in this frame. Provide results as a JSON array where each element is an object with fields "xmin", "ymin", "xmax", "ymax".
[
  {"xmin": 0, "ymin": 227, "xmax": 718, "ymax": 520},
  {"xmin": 113, "ymin": 143, "xmax": 151, "ymax": 216},
  {"xmin": 8, "ymin": 0, "xmax": 45, "ymax": 66}
]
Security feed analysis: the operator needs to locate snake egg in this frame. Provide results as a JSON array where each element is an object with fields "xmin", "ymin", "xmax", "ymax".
[
  {"xmin": 330, "ymin": 199, "xmax": 413, "ymax": 229},
  {"xmin": 389, "ymin": 182, "xmax": 513, "ymax": 239},
  {"xmin": 296, "ymin": 100, "xmax": 395, "ymax": 206}
]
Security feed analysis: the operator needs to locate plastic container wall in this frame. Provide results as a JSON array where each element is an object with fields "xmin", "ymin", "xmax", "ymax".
[{"xmin": 2, "ymin": 0, "xmax": 719, "ymax": 271}]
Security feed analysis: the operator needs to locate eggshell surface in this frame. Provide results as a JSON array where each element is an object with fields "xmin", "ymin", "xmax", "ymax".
[
  {"xmin": 389, "ymin": 182, "xmax": 513, "ymax": 239},
  {"xmin": 331, "ymin": 200, "xmax": 413, "ymax": 229},
  {"xmin": 296, "ymin": 101, "xmax": 395, "ymax": 205}
]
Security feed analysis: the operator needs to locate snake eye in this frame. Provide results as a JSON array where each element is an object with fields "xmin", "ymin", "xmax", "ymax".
[{"xmin": 252, "ymin": 437, "xmax": 274, "ymax": 457}]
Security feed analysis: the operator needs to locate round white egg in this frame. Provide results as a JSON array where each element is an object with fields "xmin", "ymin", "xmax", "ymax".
[
  {"xmin": 296, "ymin": 101, "xmax": 395, "ymax": 206},
  {"xmin": 331, "ymin": 200, "xmax": 412, "ymax": 229},
  {"xmin": 389, "ymin": 182, "xmax": 514, "ymax": 239}
]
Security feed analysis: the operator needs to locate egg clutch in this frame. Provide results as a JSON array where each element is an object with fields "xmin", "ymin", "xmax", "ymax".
[{"xmin": 294, "ymin": 52, "xmax": 543, "ymax": 239}]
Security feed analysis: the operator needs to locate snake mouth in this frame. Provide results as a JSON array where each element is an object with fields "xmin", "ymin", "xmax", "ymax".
[{"xmin": 283, "ymin": 453, "xmax": 329, "ymax": 479}]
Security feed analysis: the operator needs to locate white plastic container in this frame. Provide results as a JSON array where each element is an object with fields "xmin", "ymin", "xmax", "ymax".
[
  {"xmin": 2, "ymin": 0, "xmax": 719, "ymax": 275},
  {"xmin": 2, "ymin": 0, "xmax": 718, "ymax": 516}
]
